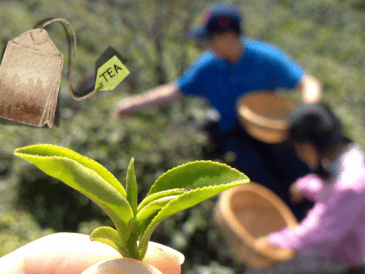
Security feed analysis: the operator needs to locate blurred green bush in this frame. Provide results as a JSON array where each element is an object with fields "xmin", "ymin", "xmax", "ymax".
[{"xmin": 0, "ymin": 210, "xmax": 54, "ymax": 257}]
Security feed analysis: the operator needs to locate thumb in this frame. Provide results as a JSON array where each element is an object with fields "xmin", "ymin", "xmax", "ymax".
[
  {"xmin": 0, "ymin": 233, "xmax": 183, "ymax": 274},
  {"xmin": 0, "ymin": 233, "xmax": 121, "ymax": 274}
]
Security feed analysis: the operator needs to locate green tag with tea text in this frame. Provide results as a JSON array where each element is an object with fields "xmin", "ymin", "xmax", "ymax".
[{"xmin": 94, "ymin": 55, "xmax": 130, "ymax": 91}]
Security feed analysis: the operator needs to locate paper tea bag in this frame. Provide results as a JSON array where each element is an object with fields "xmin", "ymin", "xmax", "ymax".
[
  {"xmin": 0, "ymin": 28, "xmax": 63, "ymax": 127},
  {"xmin": 0, "ymin": 18, "xmax": 130, "ymax": 128}
]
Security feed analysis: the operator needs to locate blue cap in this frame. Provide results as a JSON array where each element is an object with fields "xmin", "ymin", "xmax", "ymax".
[{"xmin": 188, "ymin": 2, "xmax": 242, "ymax": 39}]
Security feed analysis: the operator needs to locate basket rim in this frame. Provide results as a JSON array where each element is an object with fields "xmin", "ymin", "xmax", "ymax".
[
  {"xmin": 218, "ymin": 182, "xmax": 297, "ymax": 262},
  {"xmin": 238, "ymin": 105, "xmax": 287, "ymax": 129},
  {"xmin": 236, "ymin": 92, "xmax": 297, "ymax": 130}
]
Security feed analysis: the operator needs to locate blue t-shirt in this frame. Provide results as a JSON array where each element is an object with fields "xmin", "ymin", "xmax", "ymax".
[{"xmin": 175, "ymin": 37, "xmax": 304, "ymax": 133}]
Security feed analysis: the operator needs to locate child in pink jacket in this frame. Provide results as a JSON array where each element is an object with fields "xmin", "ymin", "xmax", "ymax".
[{"xmin": 253, "ymin": 103, "xmax": 365, "ymax": 274}]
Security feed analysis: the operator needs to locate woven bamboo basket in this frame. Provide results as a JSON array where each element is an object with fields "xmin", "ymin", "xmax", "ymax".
[
  {"xmin": 236, "ymin": 92, "xmax": 297, "ymax": 144},
  {"xmin": 214, "ymin": 183, "xmax": 298, "ymax": 268}
]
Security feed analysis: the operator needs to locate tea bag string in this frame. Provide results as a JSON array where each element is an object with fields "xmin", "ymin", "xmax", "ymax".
[{"xmin": 40, "ymin": 18, "xmax": 98, "ymax": 101}]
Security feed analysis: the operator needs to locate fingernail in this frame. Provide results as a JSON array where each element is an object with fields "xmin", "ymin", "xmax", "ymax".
[{"xmin": 82, "ymin": 258, "xmax": 162, "ymax": 274}]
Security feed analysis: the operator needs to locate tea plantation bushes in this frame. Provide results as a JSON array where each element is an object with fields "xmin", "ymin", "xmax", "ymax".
[{"xmin": 0, "ymin": 210, "xmax": 54, "ymax": 257}]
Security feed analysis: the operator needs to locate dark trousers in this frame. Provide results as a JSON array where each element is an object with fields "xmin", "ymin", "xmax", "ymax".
[
  {"xmin": 204, "ymin": 122, "xmax": 313, "ymax": 221},
  {"xmin": 343, "ymin": 265, "xmax": 365, "ymax": 274}
]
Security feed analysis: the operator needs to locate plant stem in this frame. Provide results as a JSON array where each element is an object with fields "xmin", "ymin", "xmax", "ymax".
[{"xmin": 125, "ymin": 228, "xmax": 140, "ymax": 259}]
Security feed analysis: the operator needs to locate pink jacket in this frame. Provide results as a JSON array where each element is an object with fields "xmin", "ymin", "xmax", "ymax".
[{"xmin": 270, "ymin": 144, "xmax": 365, "ymax": 266}]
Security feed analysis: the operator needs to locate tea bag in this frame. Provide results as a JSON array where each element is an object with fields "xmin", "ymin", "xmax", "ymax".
[
  {"xmin": 0, "ymin": 18, "xmax": 129, "ymax": 128},
  {"xmin": 0, "ymin": 28, "xmax": 63, "ymax": 127}
]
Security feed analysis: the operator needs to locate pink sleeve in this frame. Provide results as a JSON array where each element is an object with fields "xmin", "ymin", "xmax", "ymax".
[
  {"xmin": 270, "ymin": 186, "xmax": 365, "ymax": 253},
  {"xmin": 295, "ymin": 174, "xmax": 324, "ymax": 201}
]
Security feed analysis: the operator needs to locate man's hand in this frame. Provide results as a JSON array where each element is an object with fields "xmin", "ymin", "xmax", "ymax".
[
  {"xmin": 111, "ymin": 84, "xmax": 183, "ymax": 120},
  {"xmin": 296, "ymin": 75, "xmax": 322, "ymax": 103},
  {"xmin": 0, "ymin": 233, "xmax": 183, "ymax": 274},
  {"xmin": 111, "ymin": 100, "xmax": 136, "ymax": 120}
]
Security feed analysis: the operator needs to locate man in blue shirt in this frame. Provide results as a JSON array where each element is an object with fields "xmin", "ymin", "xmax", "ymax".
[{"xmin": 112, "ymin": 2, "xmax": 322, "ymax": 220}]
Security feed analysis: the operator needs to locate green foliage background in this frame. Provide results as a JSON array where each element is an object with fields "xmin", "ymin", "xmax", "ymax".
[{"xmin": 0, "ymin": 0, "xmax": 365, "ymax": 273}]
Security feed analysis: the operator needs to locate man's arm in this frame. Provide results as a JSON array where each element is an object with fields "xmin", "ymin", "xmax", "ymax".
[
  {"xmin": 111, "ymin": 83, "xmax": 183, "ymax": 119},
  {"xmin": 295, "ymin": 74, "xmax": 322, "ymax": 103}
]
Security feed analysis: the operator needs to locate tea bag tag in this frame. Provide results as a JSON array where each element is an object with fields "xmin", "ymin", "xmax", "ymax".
[{"xmin": 95, "ymin": 55, "xmax": 130, "ymax": 91}]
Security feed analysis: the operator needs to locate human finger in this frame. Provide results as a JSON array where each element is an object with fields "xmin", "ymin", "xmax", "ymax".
[
  {"xmin": 81, "ymin": 258, "xmax": 163, "ymax": 274},
  {"xmin": 289, "ymin": 184, "xmax": 304, "ymax": 204},
  {"xmin": 111, "ymin": 107, "xmax": 122, "ymax": 120},
  {"xmin": 0, "ymin": 233, "xmax": 183, "ymax": 274},
  {"xmin": 111, "ymin": 105, "xmax": 134, "ymax": 120},
  {"xmin": 0, "ymin": 233, "xmax": 120, "ymax": 274},
  {"xmin": 256, "ymin": 236, "xmax": 294, "ymax": 261}
]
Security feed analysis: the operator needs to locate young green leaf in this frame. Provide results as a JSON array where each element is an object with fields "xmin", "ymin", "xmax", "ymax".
[
  {"xmin": 147, "ymin": 160, "xmax": 248, "ymax": 195},
  {"xmin": 14, "ymin": 144, "xmax": 134, "ymax": 245},
  {"xmin": 138, "ymin": 182, "xmax": 247, "ymax": 259},
  {"xmin": 90, "ymin": 226, "xmax": 136, "ymax": 258},
  {"xmin": 137, "ymin": 161, "xmax": 249, "ymax": 259},
  {"xmin": 14, "ymin": 144, "xmax": 127, "ymax": 198},
  {"xmin": 13, "ymin": 145, "xmax": 250, "ymax": 261},
  {"xmin": 90, "ymin": 226, "xmax": 123, "ymax": 253},
  {"xmin": 136, "ymin": 195, "xmax": 178, "ymax": 233},
  {"xmin": 126, "ymin": 158, "xmax": 138, "ymax": 216},
  {"xmin": 137, "ymin": 188, "xmax": 188, "ymax": 213}
]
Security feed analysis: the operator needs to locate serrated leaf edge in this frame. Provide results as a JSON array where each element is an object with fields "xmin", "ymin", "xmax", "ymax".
[
  {"xmin": 146, "ymin": 180, "xmax": 248, "ymax": 231},
  {"xmin": 138, "ymin": 179, "xmax": 249, "ymax": 257},
  {"xmin": 137, "ymin": 188, "xmax": 187, "ymax": 213},
  {"xmin": 147, "ymin": 160, "xmax": 246, "ymax": 196},
  {"xmin": 15, "ymin": 145, "xmax": 134, "ymax": 246},
  {"xmin": 14, "ymin": 144, "xmax": 126, "ymax": 198}
]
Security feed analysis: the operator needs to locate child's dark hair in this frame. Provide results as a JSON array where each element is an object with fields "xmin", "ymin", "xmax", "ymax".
[{"xmin": 288, "ymin": 103, "xmax": 349, "ymax": 179}]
